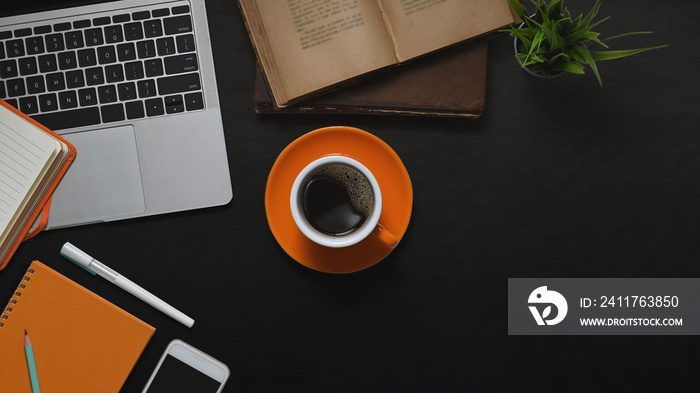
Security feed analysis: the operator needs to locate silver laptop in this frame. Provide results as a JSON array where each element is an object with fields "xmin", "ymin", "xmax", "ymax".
[{"xmin": 0, "ymin": 0, "xmax": 232, "ymax": 230}]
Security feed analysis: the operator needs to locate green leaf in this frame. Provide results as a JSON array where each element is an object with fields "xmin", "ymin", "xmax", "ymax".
[
  {"xmin": 590, "ymin": 45, "xmax": 668, "ymax": 61},
  {"xmin": 552, "ymin": 61, "xmax": 585, "ymax": 74},
  {"xmin": 572, "ymin": 43, "xmax": 602, "ymax": 85},
  {"xmin": 523, "ymin": 30, "xmax": 546, "ymax": 64},
  {"xmin": 547, "ymin": 52, "xmax": 570, "ymax": 64},
  {"xmin": 545, "ymin": 0, "xmax": 563, "ymax": 19},
  {"xmin": 585, "ymin": 15, "xmax": 611, "ymax": 32},
  {"xmin": 506, "ymin": 0, "xmax": 528, "ymax": 20},
  {"xmin": 566, "ymin": 47, "xmax": 586, "ymax": 63},
  {"xmin": 580, "ymin": 0, "xmax": 601, "ymax": 28},
  {"xmin": 602, "ymin": 31, "xmax": 653, "ymax": 43}
]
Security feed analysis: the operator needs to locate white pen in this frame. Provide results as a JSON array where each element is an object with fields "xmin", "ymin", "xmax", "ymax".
[{"xmin": 60, "ymin": 242, "xmax": 195, "ymax": 328}]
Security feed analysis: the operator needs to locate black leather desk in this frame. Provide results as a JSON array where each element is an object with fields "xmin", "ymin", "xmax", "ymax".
[{"xmin": 2, "ymin": 0, "xmax": 698, "ymax": 391}]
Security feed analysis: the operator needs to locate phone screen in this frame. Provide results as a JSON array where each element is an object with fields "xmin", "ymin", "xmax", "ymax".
[{"xmin": 145, "ymin": 354, "xmax": 222, "ymax": 392}]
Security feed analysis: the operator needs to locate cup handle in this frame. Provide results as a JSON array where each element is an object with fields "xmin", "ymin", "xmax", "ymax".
[{"xmin": 372, "ymin": 223, "xmax": 399, "ymax": 249}]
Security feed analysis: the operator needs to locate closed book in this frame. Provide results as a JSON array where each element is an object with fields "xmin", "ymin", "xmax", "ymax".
[
  {"xmin": 0, "ymin": 261, "xmax": 155, "ymax": 392},
  {"xmin": 254, "ymin": 39, "xmax": 488, "ymax": 118}
]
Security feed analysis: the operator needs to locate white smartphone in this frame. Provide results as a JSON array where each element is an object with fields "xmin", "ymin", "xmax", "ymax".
[{"xmin": 142, "ymin": 339, "xmax": 230, "ymax": 393}]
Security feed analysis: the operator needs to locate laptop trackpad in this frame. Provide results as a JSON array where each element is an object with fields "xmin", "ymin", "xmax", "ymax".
[{"xmin": 47, "ymin": 125, "xmax": 146, "ymax": 228}]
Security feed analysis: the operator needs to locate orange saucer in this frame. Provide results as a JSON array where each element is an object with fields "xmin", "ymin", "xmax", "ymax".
[{"xmin": 265, "ymin": 126, "xmax": 413, "ymax": 274}]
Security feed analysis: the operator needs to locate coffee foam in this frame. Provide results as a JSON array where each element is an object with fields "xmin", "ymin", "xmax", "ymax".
[{"xmin": 313, "ymin": 164, "xmax": 373, "ymax": 217}]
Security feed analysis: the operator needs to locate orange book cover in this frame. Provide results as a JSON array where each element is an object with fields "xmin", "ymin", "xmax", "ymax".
[
  {"xmin": 0, "ymin": 261, "xmax": 155, "ymax": 392},
  {"xmin": 0, "ymin": 99, "xmax": 77, "ymax": 270}
]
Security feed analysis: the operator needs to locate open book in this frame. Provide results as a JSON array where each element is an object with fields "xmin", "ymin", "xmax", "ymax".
[
  {"xmin": 238, "ymin": 0, "xmax": 517, "ymax": 107},
  {"xmin": 0, "ymin": 100, "xmax": 75, "ymax": 269}
]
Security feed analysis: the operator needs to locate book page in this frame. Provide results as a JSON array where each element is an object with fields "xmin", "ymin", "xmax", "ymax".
[
  {"xmin": 247, "ymin": 0, "xmax": 397, "ymax": 105},
  {"xmin": 378, "ymin": 0, "xmax": 516, "ymax": 61},
  {"xmin": 0, "ymin": 105, "xmax": 59, "ymax": 238}
]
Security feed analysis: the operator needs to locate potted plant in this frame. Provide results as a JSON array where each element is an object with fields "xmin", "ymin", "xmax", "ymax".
[{"xmin": 501, "ymin": 0, "xmax": 666, "ymax": 85}]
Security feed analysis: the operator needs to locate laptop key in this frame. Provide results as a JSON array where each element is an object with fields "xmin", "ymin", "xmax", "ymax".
[
  {"xmin": 125, "ymin": 101, "xmax": 145, "ymax": 119},
  {"xmin": 45, "ymin": 34, "xmax": 65, "ymax": 52},
  {"xmin": 18, "ymin": 57, "xmax": 38, "ymax": 75},
  {"xmin": 164, "ymin": 94, "xmax": 184, "ymax": 114},
  {"xmin": 144, "ymin": 20, "xmax": 163, "ymax": 38},
  {"xmin": 113, "ymin": 14, "xmax": 130, "ymax": 23},
  {"xmin": 104, "ymin": 25, "xmax": 124, "ymax": 43},
  {"xmin": 164, "ymin": 54, "xmax": 197, "ymax": 74},
  {"xmin": 124, "ymin": 61, "xmax": 144, "ymax": 80},
  {"xmin": 144, "ymin": 59, "xmax": 164, "ymax": 77},
  {"xmin": 34, "ymin": 26, "xmax": 52, "ymax": 35},
  {"xmin": 46, "ymin": 72, "xmax": 66, "ymax": 91},
  {"xmin": 77, "ymin": 48, "xmax": 97, "ymax": 67},
  {"xmin": 39, "ymin": 93, "xmax": 59, "ymax": 112},
  {"xmin": 117, "ymin": 43, "xmax": 137, "ymax": 61},
  {"xmin": 85, "ymin": 28, "xmax": 104, "ymax": 46},
  {"xmin": 53, "ymin": 23, "xmax": 72, "ymax": 32},
  {"xmin": 19, "ymin": 96, "xmax": 39, "ymax": 114},
  {"xmin": 1, "ymin": 59, "xmax": 18, "ymax": 77},
  {"xmin": 85, "ymin": 67, "xmax": 104, "ymax": 85},
  {"xmin": 58, "ymin": 91, "xmax": 79, "ymax": 109},
  {"xmin": 65, "ymin": 31, "xmax": 84, "ymax": 49},
  {"xmin": 97, "ymin": 46, "xmax": 117, "ymax": 64},
  {"xmin": 124, "ymin": 22, "xmax": 144, "ymax": 41},
  {"xmin": 66, "ymin": 70, "xmax": 85, "ymax": 88},
  {"xmin": 156, "ymin": 37, "xmax": 175, "ymax": 56},
  {"xmin": 98, "ymin": 85, "xmax": 118, "ymax": 103},
  {"xmin": 58, "ymin": 51, "xmax": 78, "ymax": 70},
  {"xmin": 14, "ymin": 28, "xmax": 32, "ymax": 38},
  {"xmin": 172, "ymin": 5, "xmax": 190, "ymax": 15},
  {"xmin": 157, "ymin": 73, "xmax": 200, "ymax": 95},
  {"xmin": 6, "ymin": 78, "xmax": 25, "ymax": 97},
  {"xmin": 105, "ymin": 64, "xmax": 124, "ymax": 82},
  {"xmin": 101, "ymin": 103, "xmax": 125, "ymax": 122},
  {"xmin": 137, "ymin": 40, "xmax": 156, "ymax": 58},
  {"xmin": 73, "ymin": 20, "xmax": 91, "ymax": 29},
  {"xmin": 164, "ymin": 15, "xmax": 192, "ymax": 35},
  {"xmin": 145, "ymin": 97, "xmax": 164, "ymax": 116},
  {"xmin": 6, "ymin": 40, "xmax": 25, "ymax": 57},
  {"xmin": 38, "ymin": 54, "xmax": 58, "ymax": 72},
  {"xmin": 118, "ymin": 82, "xmax": 137, "ymax": 101},
  {"xmin": 78, "ymin": 87, "xmax": 98, "ymax": 106},
  {"xmin": 32, "ymin": 107, "xmax": 101, "ymax": 130},
  {"xmin": 152, "ymin": 8, "xmax": 170, "ymax": 18},
  {"xmin": 26, "ymin": 76, "xmax": 45, "ymax": 94},
  {"xmin": 132, "ymin": 11, "xmax": 151, "ymax": 21},
  {"xmin": 175, "ymin": 34, "xmax": 195, "ymax": 53},
  {"xmin": 137, "ymin": 79, "xmax": 156, "ymax": 97},
  {"xmin": 93, "ymin": 17, "xmax": 111, "ymax": 26},
  {"xmin": 25, "ymin": 37, "xmax": 45, "ymax": 55}
]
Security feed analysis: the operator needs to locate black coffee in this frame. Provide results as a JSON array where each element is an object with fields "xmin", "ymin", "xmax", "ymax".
[{"xmin": 302, "ymin": 164, "xmax": 373, "ymax": 236}]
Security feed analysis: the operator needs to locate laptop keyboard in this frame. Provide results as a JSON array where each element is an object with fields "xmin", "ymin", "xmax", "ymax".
[{"xmin": 0, "ymin": 2, "xmax": 205, "ymax": 131}]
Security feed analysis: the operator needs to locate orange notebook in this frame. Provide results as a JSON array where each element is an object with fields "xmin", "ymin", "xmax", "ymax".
[
  {"xmin": 0, "ymin": 99, "xmax": 76, "ymax": 269},
  {"xmin": 0, "ymin": 261, "xmax": 155, "ymax": 392}
]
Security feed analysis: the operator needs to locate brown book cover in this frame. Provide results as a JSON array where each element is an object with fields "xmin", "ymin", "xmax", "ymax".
[{"xmin": 254, "ymin": 39, "xmax": 488, "ymax": 118}]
